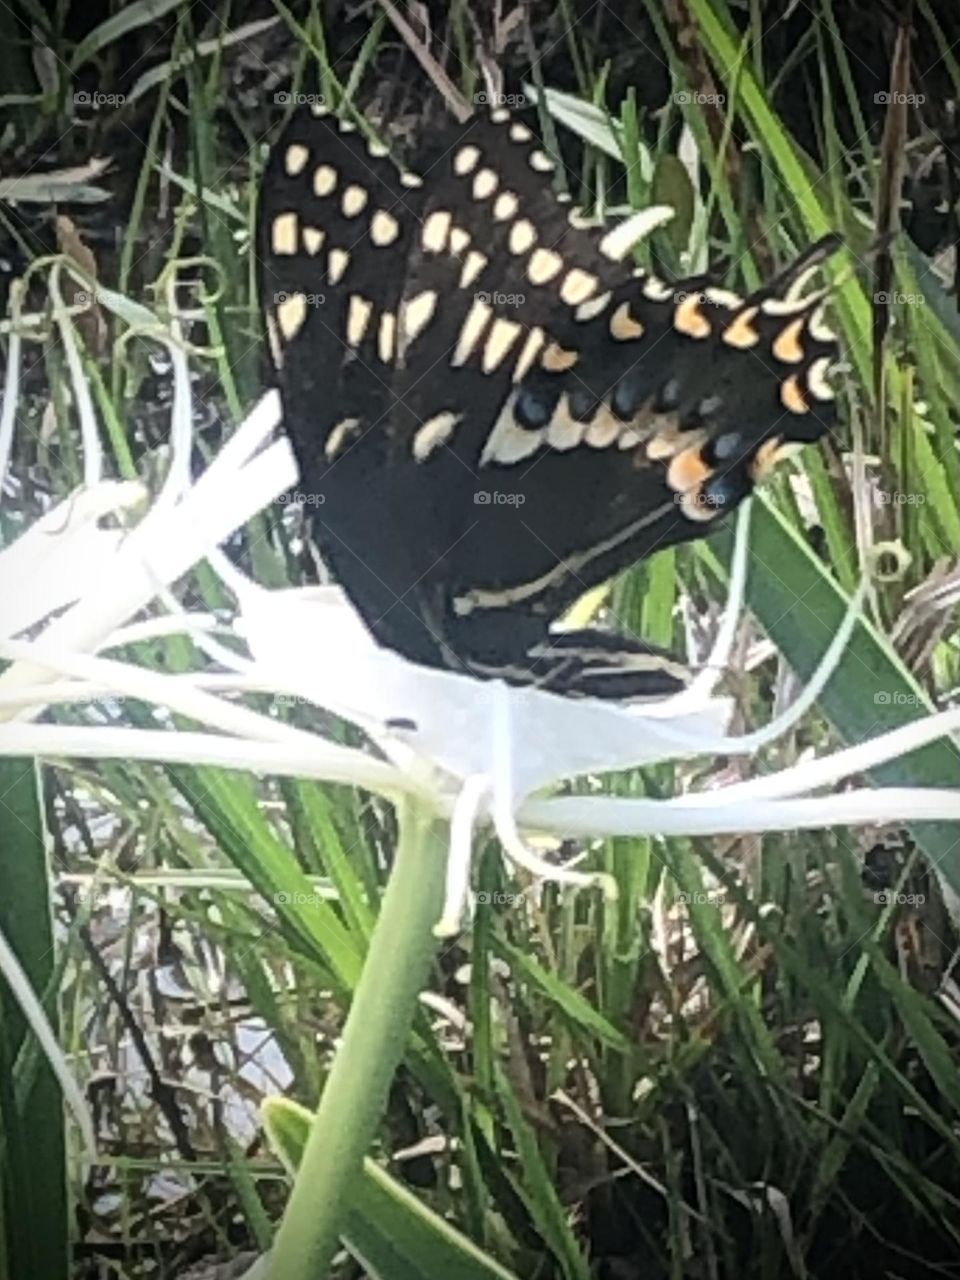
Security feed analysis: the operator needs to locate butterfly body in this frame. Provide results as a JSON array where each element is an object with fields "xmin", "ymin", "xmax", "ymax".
[{"xmin": 259, "ymin": 104, "xmax": 840, "ymax": 696}]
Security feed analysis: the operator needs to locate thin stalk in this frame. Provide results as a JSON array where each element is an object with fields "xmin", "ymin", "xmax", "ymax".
[{"xmin": 267, "ymin": 796, "xmax": 447, "ymax": 1280}]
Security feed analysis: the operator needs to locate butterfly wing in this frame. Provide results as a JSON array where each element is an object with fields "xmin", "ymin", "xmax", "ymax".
[
  {"xmin": 258, "ymin": 107, "xmax": 446, "ymax": 663},
  {"xmin": 379, "ymin": 111, "xmax": 840, "ymax": 658},
  {"xmin": 260, "ymin": 105, "xmax": 842, "ymax": 687}
]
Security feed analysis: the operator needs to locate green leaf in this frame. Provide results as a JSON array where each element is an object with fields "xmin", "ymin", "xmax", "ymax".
[
  {"xmin": 263, "ymin": 1098, "xmax": 520, "ymax": 1280},
  {"xmin": 651, "ymin": 155, "xmax": 696, "ymax": 255},
  {"xmin": 495, "ymin": 939, "xmax": 633, "ymax": 1053},
  {"xmin": 70, "ymin": 0, "xmax": 188, "ymax": 69},
  {"xmin": 720, "ymin": 499, "xmax": 960, "ymax": 898}
]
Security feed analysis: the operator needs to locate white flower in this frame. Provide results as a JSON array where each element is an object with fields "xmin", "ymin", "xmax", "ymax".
[{"xmin": 2, "ymin": 264, "xmax": 959, "ymax": 950}]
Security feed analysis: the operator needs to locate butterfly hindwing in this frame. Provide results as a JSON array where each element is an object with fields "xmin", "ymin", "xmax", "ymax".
[{"xmin": 377, "ymin": 111, "xmax": 841, "ymax": 635}]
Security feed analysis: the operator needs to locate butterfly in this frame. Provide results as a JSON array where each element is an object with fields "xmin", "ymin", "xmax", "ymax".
[{"xmin": 258, "ymin": 103, "xmax": 841, "ymax": 700}]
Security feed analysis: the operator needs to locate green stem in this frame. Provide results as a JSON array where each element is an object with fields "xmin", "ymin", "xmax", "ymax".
[{"xmin": 268, "ymin": 795, "xmax": 447, "ymax": 1280}]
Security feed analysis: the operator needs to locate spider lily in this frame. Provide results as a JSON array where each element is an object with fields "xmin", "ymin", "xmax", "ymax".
[
  {"xmin": 2, "ymin": 269, "xmax": 959, "ymax": 1280},
  {"xmin": 3, "ymin": 369, "xmax": 959, "ymax": 930}
]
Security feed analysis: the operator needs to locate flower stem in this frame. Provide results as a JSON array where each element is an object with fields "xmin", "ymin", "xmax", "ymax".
[{"xmin": 267, "ymin": 795, "xmax": 447, "ymax": 1280}]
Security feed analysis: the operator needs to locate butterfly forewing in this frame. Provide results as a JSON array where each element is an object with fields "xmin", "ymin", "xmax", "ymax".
[{"xmin": 259, "ymin": 109, "xmax": 450, "ymax": 661}]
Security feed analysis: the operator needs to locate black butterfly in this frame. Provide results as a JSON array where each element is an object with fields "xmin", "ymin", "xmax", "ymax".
[{"xmin": 258, "ymin": 103, "xmax": 840, "ymax": 699}]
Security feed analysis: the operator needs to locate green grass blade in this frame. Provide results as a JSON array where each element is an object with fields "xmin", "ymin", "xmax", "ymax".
[{"xmin": 0, "ymin": 759, "xmax": 68, "ymax": 1280}]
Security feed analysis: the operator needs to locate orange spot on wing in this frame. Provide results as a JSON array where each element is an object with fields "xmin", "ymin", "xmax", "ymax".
[
  {"xmin": 780, "ymin": 375, "xmax": 809, "ymax": 414},
  {"xmin": 750, "ymin": 436, "xmax": 786, "ymax": 481},
  {"xmin": 667, "ymin": 445, "xmax": 712, "ymax": 492},
  {"xmin": 772, "ymin": 316, "xmax": 806, "ymax": 364},
  {"xmin": 674, "ymin": 294, "xmax": 711, "ymax": 339},
  {"xmin": 722, "ymin": 306, "xmax": 760, "ymax": 349}
]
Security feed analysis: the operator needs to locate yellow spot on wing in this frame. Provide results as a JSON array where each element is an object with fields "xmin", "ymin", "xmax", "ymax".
[
  {"xmin": 378, "ymin": 311, "xmax": 396, "ymax": 363},
  {"xmin": 493, "ymin": 191, "xmax": 519, "ymax": 220},
  {"xmin": 302, "ymin": 226, "xmax": 325, "ymax": 255},
  {"xmin": 547, "ymin": 397, "xmax": 587, "ymax": 450},
  {"xmin": 574, "ymin": 291, "xmax": 612, "ymax": 321},
  {"xmin": 527, "ymin": 248, "xmax": 563, "ymax": 285},
  {"xmin": 401, "ymin": 290, "xmax": 438, "ymax": 347},
  {"xmin": 459, "ymin": 250, "xmax": 488, "ymax": 288},
  {"xmin": 449, "ymin": 226, "xmax": 471, "ymax": 255},
  {"xmin": 346, "ymin": 295, "xmax": 373, "ymax": 346},
  {"xmin": 285, "ymin": 144, "xmax": 309, "ymax": 176},
  {"xmin": 452, "ymin": 298, "xmax": 493, "ymax": 366},
  {"xmin": 481, "ymin": 401, "xmax": 544, "ymax": 465},
  {"xmin": 266, "ymin": 313, "xmax": 283, "ymax": 366},
  {"xmin": 326, "ymin": 417, "xmax": 361, "ymax": 460},
  {"xmin": 422, "ymin": 210, "xmax": 452, "ymax": 253},
  {"xmin": 370, "ymin": 210, "xmax": 400, "ymax": 246},
  {"xmin": 327, "ymin": 249, "xmax": 350, "ymax": 283},
  {"xmin": 277, "ymin": 293, "xmax": 307, "ymax": 339},
  {"xmin": 472, "ymin": 168, "xmax": 499, "ymax": 200},
  {"xmin": 511, "ymin": 327, "xmax": 545, "ymax": 382},
  {"xmin": 560, "ymin": 269, "xmax": 598, "ymax": 305},
  {"xmin": 342, "ymin": 184, "xmax": 369, "ymax": 217},
  {"xmin": 413, "ymin": 411, "xmax": 461, "ymax": 461},
  {"xmin": 313, "ymin": 165, "xmax": 338, "ymax": 197},
  {"xmin": 453, "ymin": 145, "xmax": 481, "ymax": 175},
  {"xmin": 483, "ymin": 318, "xmax": 522, "ymax": 372},
  {"xmin": 508, "ymin": 220, "xmax": 537, "ymax": 254},
  {"xmin": 271, "ymin": 212, "xmax": 298, "ymax": 255},
  {"xmin": 529, "ymin": 149, "xmax": 554, "ymax": 172}
]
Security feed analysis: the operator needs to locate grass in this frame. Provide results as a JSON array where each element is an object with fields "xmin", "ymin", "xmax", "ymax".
[{"xmin": 0, "ymin": 1, "xmax": 959, "ymax": 1277}]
